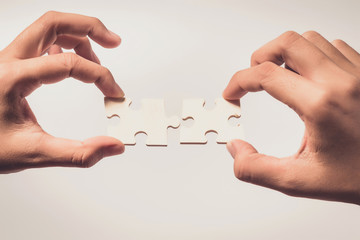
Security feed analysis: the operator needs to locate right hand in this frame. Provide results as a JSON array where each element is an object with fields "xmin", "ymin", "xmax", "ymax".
[{"xmin": 223, "ymin": 31, "xmax": 360, "ymax": 205}]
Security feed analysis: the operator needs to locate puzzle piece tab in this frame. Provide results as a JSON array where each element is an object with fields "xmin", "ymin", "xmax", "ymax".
[
  {"xmin": 180, "ymin": 98, "xmax": 243, "ymax": 144},
  {"xmin": 105, "ymin": 98, "xmax": 180, "ymax": 146}
]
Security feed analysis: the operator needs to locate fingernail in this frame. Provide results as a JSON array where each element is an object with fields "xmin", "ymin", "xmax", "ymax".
[
  {"xmin": 105, "ymin": 144, "xmax": 125, "ymax": 156},
  {"xmin": 114, "ymin": 84, "xmax": 125, "ymax": 98},
  {"xmin": 108, "ymin": 30, "xmax": 119, "ymax": 37},
  {"xmin": 108, "ymin": 30, "xmax": 121, "ymax": 43},
  {"xmin": 226, "ymin": 140, "xmax": 236, "ymax": 159}
]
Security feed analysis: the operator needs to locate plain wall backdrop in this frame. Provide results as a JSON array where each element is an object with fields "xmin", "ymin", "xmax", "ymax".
[{"xmin": 0, "ymin": 0, "xmax": 359, "ymax": 239}]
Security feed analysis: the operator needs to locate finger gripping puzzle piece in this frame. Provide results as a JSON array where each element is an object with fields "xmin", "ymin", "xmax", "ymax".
[
  {"xmin": 105, "ymin": 98, "xmax": 180, "ymax": 146},
  {"xmin": 180, "ymin": 98, "xmax": 243, "ymax": 144}
]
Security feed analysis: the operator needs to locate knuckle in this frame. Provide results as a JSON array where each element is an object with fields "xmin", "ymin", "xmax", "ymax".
[
  {"xmin": 332, "ymin": 39, "xmax": 346, "ymax": 48},
  {"xmin": 306, "ymin": 76, "xmax": 360, "ymax": 122},
  {"xmin": 250, "ymin": 50, "xmax": 277, "ymax": 66},
  {"xmin": 33, "ymin": 11, "xmax": 60, "ymax": 51},
  {"xmin": 307, "ymin": 89, "xmax": 335, "ymax": 122},
  {"xmin": 258, "ymin": 61, "xmax": 278, "ymax": 76},
  {"xmin": 71, "ymin": 151, "xmax": 91, "ymax": 168},
  {"xmin": 61, "ymin": 52, "xmax": 80, "ymax": 71},
  {"xmin": 281, "ymin": 30, "xmax": 300, "ymax": 39},
  {"xmin": 233, "ymin": 154, "xmax": 261, "ymax": 184},
  {"xmin": 97, "ymin": 67, "xmax": 112, "ymax": 83},
  {"xmin": 257, "ymin": 62, "xmax": 280, "ymax": 87},
  {"xmin": 232, "ymin": 69, "xmax": 248, "ymax": 84},
  {"xmin": 234, "ymin": 161, "xmax": 252, "ymax": 182},
  {"xmin": 250, "ymin": 50, "xmax": 260, "ymax": 65},
  {"xmin": 71, "ymin": 147, "xmax": 104, "ymax": 169},
  {"xmin": 91, "ymin": 16, "xmax": 103, "ymax": 26},
  {"xmin": 251, "ymin": 31, "xmax": 302, "ymax": 65},
  {"xmin": 232, "ymin": 70, "xmax": 242, "ymax": 80},
  {"xmin": 279, "ymin": 31, "xmax": 302, "ymax": 48},
  {"xmin": 341, "ymin": 75, "xmax": 360, "ymax": 99},
  {"xmin": 302, "ymin": 30, "xmax": 321, "ymax": 41},
  {"xmin": 81, "ymin": 37, "xmax": 91, "ymax": 47},
  {"xmin": 102, "ymin": 67, "xmax": 112, "ymax": 77},
  {"xmin": 40, "ymin": 11, "xmax": 59, "ymax": 22}
]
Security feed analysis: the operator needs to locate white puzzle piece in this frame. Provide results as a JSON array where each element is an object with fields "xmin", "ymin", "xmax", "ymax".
[
  {"xmin": 105, "ymin": 98, "xmax": 180, "ymax": 146},
  {"xmin": 180, "ymin": 98, "xmax": 243, "ymax": 144}
]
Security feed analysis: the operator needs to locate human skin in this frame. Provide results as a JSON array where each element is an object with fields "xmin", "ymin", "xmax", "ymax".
[
  {"xmin": 0, "ymin": 11, "xmax": 125, "ymax": 173},
  {"xmin": 223, "ymin": 31, "xmax": 360, "ymax": 205}
]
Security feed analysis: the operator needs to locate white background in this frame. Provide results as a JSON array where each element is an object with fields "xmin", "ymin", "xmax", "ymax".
[{"xmin": 0, "ymin": 0, "xmax": 359, "ymax": 239}]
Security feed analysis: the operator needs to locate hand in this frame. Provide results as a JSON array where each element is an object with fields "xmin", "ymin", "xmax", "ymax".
[
  {"xmin": 0, "ymin": 11, "xmax": 125, "ymax": 173},
  {"xmin": 223, "ymin": 31, "xmax": 360, "ymax": 205}
]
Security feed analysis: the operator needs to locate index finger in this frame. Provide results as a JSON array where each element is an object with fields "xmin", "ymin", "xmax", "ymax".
[
  {"xmin": 223, "ymin": 62, "xmax": 321, "ymax": 116},
  {"xmin": 3, "ymin": 11, "xmax": 121, "ymax": 59},
  {"xmin": 10, "ymin": 53, "xmax": 124, "ymax": 98}
]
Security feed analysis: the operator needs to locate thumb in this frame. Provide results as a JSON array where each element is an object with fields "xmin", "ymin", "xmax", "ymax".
[
  {"xmin": 39, "ymin": 134, "xmax": 124, "ymax": 168},
  {"xmin": 227, "ymin": 139, "xmax": 288, "ymax": 191}
]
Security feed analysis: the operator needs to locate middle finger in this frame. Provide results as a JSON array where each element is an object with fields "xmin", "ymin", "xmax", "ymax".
[
  {"xmin": 302, "ymin": 31, "xmax": 357, "ymax": 74},
  {"xmin": 3, "ymin": 11, "xmax": 120, "ymax": 59},
  {"xmin": 251, "ymin": 31, "xmax": 345, "ymax": 84}
]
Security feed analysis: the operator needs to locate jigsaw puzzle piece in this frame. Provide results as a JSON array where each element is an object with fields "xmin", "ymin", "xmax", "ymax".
[
  {"xmin": 212, "ymin": 98, "xmax": 243, "ymax": 143},
  {"xmin": 140, "ymin": 99, "xmax": 180, "ymax": 145},
  {"xmin": 180, "ymin": 98, "xmax": 208, "ymax": 143},
  {"xmin": 180, "ymin": 98, "xmax": 243, "ymax": 144},
  {"xmin": 105, "ymin": 97, "xmax": 180, "ymax": 146},
  {"xmin": 105, "ymin": 98, "xmax": 140, "ymax": 145}
]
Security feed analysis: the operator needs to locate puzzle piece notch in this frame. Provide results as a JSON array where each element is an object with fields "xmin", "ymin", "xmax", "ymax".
[
  {"xmin": 105, "ymin": 97, "xmax": 180, "ymax": 146},
  {"xmin": 180, "ymin": 98, "xmax": 243, "ymax": 144}
]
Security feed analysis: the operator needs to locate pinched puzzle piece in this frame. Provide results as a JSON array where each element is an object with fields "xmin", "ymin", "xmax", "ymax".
[
  {"xmin": 180, "ymin": 98, "xmax": 243, "ymax": 144},
  {"xmin": 105, "ymin": 98, "xmax": 180, "ymax": 146}
]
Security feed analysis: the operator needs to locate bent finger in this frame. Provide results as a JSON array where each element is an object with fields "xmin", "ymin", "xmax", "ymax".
[
  {"xmin": 11, "ymin": 53, "xmax": 124, "ymax": 98},
  {"xmin": 223, "ymin": 62, "xmax": 320, "ymax": 115},
  {"xmin": 53, "ymin": 35, "xmax": 100, "ymax": 64},
  {"xmin": 302, "ymin": 31, "xmax": 356, "ymax": 74},
  {"xmin": 4, "ymin": 11, "xmax": 121, "ymax": 59},
  {"xmin": 251, "ymin": 31, "xmax": 342, "ymax": 83},
  {"xmin": 332, "ymin": 39, "xmax": 360, "ymax": 67}
]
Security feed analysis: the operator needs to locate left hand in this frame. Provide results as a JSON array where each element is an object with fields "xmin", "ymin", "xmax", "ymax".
[{"xmin": 0, "ymin": 11, "xmax": 125, "ymax": 173}]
